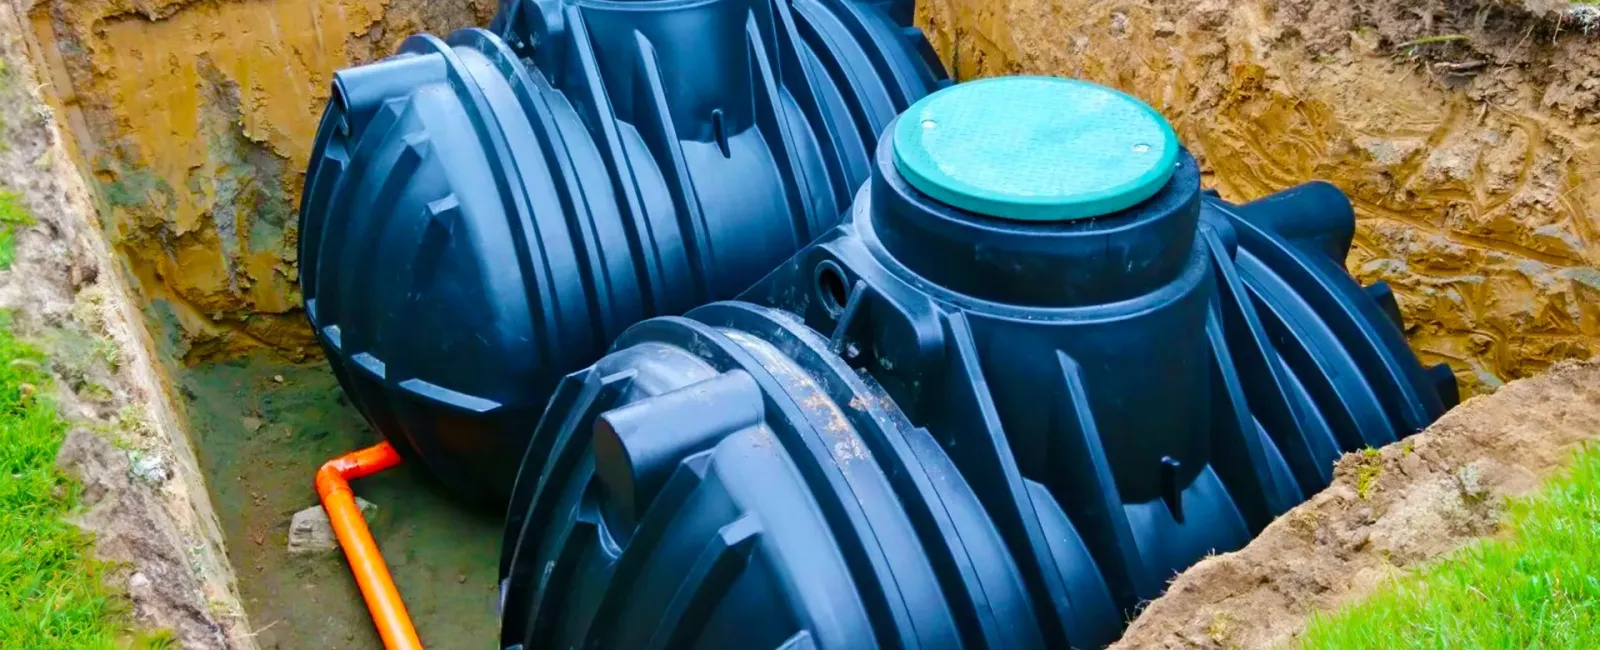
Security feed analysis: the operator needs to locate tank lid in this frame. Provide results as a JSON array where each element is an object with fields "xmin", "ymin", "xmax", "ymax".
[{"xmin": 892, "ymin": 76, "xmax": 1179, "ymax": 222}]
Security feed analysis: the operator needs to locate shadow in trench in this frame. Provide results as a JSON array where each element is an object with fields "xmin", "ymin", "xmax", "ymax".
[{"xmin": 180, "ymin": 352, "xmax": 501, "ymax": 649}]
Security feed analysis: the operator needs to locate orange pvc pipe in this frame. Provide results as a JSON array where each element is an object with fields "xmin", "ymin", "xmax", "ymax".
[{"xmin": 315, "ymin": 441, "xmax": 424, "ymax": 650}]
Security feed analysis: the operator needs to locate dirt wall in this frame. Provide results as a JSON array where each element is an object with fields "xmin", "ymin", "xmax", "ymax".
[
  {"xmin": 23, "ymin": 0, "xmax": 494, "ymax": 363},
  {"xmin": 0, "ymin": 2, "xmax": 253, "ymax": 644},
  {"xmin": 1112, "ymin": 358, "xmax": 1600, "ymax": 649},
  {"xmin": 918, "ymin": 0, "xmax": 1600, "ymax": 395}
]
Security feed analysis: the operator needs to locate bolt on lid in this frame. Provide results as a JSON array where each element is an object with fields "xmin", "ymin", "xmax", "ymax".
[{"xmin": 892, "ymin": 76, "xmax": 1180, "ymax": 222}]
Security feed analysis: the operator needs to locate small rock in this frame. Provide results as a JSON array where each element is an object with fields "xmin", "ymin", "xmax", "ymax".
[
  {"xmin": 128, "ymin": 450, "xmax": 172, "ymax": 485},
  {"xmin": 1455, "ymin": 463, "xmax": 1489, "ymax": 504},
  {"xmin": 273, "ymin": 375, "xmax": 285, "ymax": 384},
  {"xmin": 241, "ymin": 416, "xmax": 263, "ymax": 432},
  {"xmin": 1397, "ymin": 450, "xmax": 1424, "ymax": 477},
  {"xmin": 287, "ymin": 498, "xmax": 378, "ymax": 555},
  {"xmin": 1110, "ymin": 11, "xmax": 1129, "ymax": 36}
]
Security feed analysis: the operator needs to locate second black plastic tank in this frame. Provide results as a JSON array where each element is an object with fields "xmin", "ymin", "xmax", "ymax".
[
  {"xmin": 297, "ymin": 0, "xmax": 946, "ymax": 503},
  {"xmin": 497, "ymin": 76, "xmax": 1458, "ymax": 649}
]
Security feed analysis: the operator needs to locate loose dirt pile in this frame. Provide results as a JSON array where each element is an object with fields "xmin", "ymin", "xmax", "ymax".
[
  {"xmin": 919, "ymin": 0, "xmax": 1600, "ymax": 396},
  {"xmin": 0, "ymin": 2, "xmax": 250, "ymax": 647},
  {"xmin": 1111, "ymin": 359, "xmax": 1600, "ymax": 649}
]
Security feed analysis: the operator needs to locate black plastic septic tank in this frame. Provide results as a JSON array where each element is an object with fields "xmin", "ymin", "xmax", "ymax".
[
  {"xmin": 497, "ymin": 77, "xmax": 1458, "ymax": 649},
  {"xmin": 297, "ymin": 0, "xmax": 946, "ymax": 504}
]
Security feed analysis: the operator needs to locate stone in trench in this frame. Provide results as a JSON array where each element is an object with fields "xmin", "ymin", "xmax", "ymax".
[
  {"xmin": 287, "ymin": 497, "xmax": 377, "ymax": 555},
  {"xmin": 127, "ymin": 449, "xmax": 172, "ymax": 485}
]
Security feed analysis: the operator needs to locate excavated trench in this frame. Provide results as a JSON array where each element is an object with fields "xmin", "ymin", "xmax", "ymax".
[
  {"xmin": 10, "ymin": 0, "xmax": 1598, "ymax": 648},
  {"xmin": 20, "ymin": 1, "xmax": 505, "ymax": 647},
  {"xmin": 172, "ymin": 352, "xmax": 500, "ymax": 648}
]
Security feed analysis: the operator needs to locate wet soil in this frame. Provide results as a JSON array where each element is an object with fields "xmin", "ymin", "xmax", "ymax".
[{"xmin": 178, "ymin": 351, "xmax": 502, "ymax": 649}]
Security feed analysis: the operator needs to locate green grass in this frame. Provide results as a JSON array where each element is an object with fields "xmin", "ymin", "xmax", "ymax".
[
  {"xmin": 0, "ymin": 190, "xmax": 34, "ymax": 270},
  {"xmin": 1354, "ymin": 447, "xmax": 1384, "ymax": 500},
  {"xmin": 1301, "ymin": 444, "xmax": 1600, "ymax": 649},
  {"xmin": 0, "ymin": 317, "xmax": 155, "ymax": 649}
]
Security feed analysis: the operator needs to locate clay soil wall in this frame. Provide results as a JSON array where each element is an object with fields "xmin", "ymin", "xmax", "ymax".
[
  {"xmin": 919, "ymin": 0, "xmax": 1600, "ymax": 395},
  {"xmin": 21, "ymin": 0, "xmax": 493, "ymax": 363}
]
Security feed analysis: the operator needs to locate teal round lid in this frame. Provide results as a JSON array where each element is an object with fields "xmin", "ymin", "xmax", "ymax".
[{"xmin": 893, "ymin": 76, "xmax": 1180, "ymax": 221}]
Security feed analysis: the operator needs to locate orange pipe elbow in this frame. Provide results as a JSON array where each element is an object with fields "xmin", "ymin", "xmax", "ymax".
[{"xmin": 315, "ymin": 441, "xmax": 423, "ymax": 650}]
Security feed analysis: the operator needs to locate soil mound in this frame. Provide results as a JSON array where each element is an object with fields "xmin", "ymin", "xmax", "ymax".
[{"xmin": 1113, "ymin": 359, "xmax": 1600, "ymax": 649}]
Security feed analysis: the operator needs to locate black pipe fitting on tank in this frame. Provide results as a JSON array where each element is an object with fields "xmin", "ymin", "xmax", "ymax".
[
  {"xmin": 497, "ymin": 77, "xmax": 1458, "ymax": 649},
  {"xmin": 297, "ymin": 0, "xmax": 946, "ymax": 504}
]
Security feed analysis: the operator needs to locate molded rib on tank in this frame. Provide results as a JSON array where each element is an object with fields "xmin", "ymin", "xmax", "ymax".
[
  {"xmin": 498, "ymin": 311, "xmax": 1046, "ymax": 650},
  {"xmin": 297, "ymin": 0, "xmax": 946, "ymax": 504},
  {"xmin": 499, "ymin": 77, "xmax": 1456, "ymax": 648}
]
